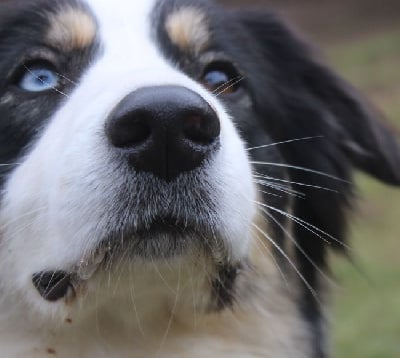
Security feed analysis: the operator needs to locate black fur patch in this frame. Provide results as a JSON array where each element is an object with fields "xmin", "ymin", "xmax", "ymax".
[
  {"xmin": 0, "ymin": 0, "xmax": 98, "ymax": 185},
  {"xmin": 211, "ymin": 264, "xmax": 242, "ymax": 310},
  {"xmin": 32, "ymin": 271, "xmax": 72, "ymax": 302}
]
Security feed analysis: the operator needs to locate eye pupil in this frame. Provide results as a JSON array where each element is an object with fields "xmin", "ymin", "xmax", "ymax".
[
  {"xmin": 38, "ymin": 74, "xmax": 49, "ymax": 82},
  {"xmin": 201, "ymin": 61, "xmax": 241, "ymax": 95}
]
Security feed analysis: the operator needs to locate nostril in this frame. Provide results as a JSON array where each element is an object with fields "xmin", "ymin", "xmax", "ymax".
[
  {"xmin": 183, "ymin": 111, "xmax": 220, "ymax": 145},
  {"xmin": 107, "ymin": 114, "xmax": 152, "ymax": 149}
]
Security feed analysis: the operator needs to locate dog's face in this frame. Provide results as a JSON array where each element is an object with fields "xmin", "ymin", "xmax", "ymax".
[
  {"xmin": 0, "ymin": 0, "xmax": 399, "ymax": 355},
  {"xmin": 0, "ymin": 0, "xmax": 261, "ymax": 317}
]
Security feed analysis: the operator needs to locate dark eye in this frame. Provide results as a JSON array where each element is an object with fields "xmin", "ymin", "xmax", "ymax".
[
  {"xmin": 17, "ymin": 61, "xmax": 59, "ymax": 92},
  {"xmin": 201, "ymin": 61, "xmax": 242, "ymax": 95}
]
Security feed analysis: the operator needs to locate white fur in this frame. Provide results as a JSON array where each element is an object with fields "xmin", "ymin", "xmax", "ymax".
[{"xmin": 0, "ymin": 0, "xmax": 256, "ymax": 355}]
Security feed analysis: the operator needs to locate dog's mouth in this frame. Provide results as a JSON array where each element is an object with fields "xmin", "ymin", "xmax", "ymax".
[
  {"xmin": 32, "ymin": 215, "xmax": 217, "ymax": 302},
  {"xmin": 132, "ymin": 216, "xmax": 201, "ymax": 241},
  {"xmin": 105, "ymin": 215, "xmax": 211, "ymax": 258}
]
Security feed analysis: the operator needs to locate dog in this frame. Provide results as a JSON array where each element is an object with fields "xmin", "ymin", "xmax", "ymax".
[{"xmin": 0, "ymin": 0, "xmax": 399, "ymax": 356}]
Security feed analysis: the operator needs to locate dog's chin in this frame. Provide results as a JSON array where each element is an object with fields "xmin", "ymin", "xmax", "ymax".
[{"xmin": 31, "ymin": 216, "xmax": 220, "ymax": 302}]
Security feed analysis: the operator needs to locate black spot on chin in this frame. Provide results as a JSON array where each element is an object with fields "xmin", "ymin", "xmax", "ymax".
[
  {"xmin": 211, "ymin": 264, "xmax": 241, "ymax": 310},
  {"xmin": 32, "ymin": 270, "xmax": 71, "ymax": 302}
]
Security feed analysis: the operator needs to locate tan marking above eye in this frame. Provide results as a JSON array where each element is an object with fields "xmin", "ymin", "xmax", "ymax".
[
  {"xmin": 165, "ymin": 7, "xmax": 210, "ymax": 54},
  {"xmin": 46, "ymin": 6, "xmax": 96, "ymax": 52}
]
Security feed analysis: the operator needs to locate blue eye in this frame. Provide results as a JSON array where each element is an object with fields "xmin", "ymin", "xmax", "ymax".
[
  {"xmin": 201, "ymin": 61, "xmax": 242, "ymax": 95},
  {"xmin": 203, "ymin": 71, "xmax": 229, "ymax": 89},
  {"xmin": 18, "ymin": 66, "xmax": 59, "ymax": 92}
]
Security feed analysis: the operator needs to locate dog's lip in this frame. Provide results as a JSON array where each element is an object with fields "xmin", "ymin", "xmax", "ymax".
[
  {"xmin": 75, "ymin": 216, "xmax": 204, "ymax": 280},
  {"xmin": 135, "ymin": 216, "xmax": 199, "ymax": 236}
]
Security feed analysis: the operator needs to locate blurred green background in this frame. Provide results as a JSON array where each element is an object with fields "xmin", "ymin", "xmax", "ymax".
[{"xmin": 219, "ymin": 1, "xmax": 400, "ymax": 356}]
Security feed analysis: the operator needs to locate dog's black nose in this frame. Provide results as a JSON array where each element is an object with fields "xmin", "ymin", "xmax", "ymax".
[{"xmin": 106, "ymin": 86, "xmax": 220, "ymax": 181}]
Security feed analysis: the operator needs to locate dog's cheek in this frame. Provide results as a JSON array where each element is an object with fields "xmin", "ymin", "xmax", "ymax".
[
  {"xmin": 206, "ymin": 103, "xmax": 257, "ymax": 260},
  {"xmin": 0, "ymin": 163, "xmax": 50, "ymax": 292}
]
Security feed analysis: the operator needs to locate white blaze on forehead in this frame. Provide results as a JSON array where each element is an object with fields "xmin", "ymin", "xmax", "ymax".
[{"xmin": 83, "ymin": 0, "xmax": 160, "ymax": 64}]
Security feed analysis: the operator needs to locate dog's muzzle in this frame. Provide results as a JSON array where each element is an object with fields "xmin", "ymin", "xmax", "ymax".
[{"xmin": 31, "ymin": 86, "xmax": 223, "ymax": 301}]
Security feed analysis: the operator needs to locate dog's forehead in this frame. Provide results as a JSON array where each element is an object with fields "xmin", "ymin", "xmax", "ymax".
[
  {"xmin": 0, "ymin": 0, "xmax": 213, "ymax": 52},
  {"xmin": 84, "ymin": 0, "xmax": 212, "ymax": 54}
]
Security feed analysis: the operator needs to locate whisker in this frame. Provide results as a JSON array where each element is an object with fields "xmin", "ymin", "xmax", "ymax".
[
  {"xmin": 158, "ymin": 260, "xmax": 182, "ymax": 354},
  {"xmin": 94, "ymin": 272, "xmax": 105, "ymax": 342},
  {"xmin": 258, "ymin": 205, "xmax": 339, "ymax": 288},
  {"xmin": 55, "ymin": 71, "xmax": 77, "ymax": 85},
  {"xmin": 151, "ymin": 255, "xmax": 177, "ymax": 295},
  {"xmin": 0, "ymin": 206, "xmax": 47, "ymax": 232},
  {"xmin": 252, "ymin": 223, "xmax": 318, "ymax": 300},
  {"xmin": 251, "ymin": 161, "xmax": 351, "ymax": 184},
  {"xmin": 256, "ymin": 201, "xmax": 329, "ymax": 245},
  {"xmin": 251, "ymin": 227, "xmax": 292, "ymax": 292},
  {"xmin": 128, "ymin": 262, "xmax": 145, "ymax": 337},
  {"xmin": 254, "ymin": 177, "xmax": 301, "ymax": 193},
  {"xmin": 215, "ymin": 77, "xmax": 245, "ymax": 97},
  {"xmin": 255, "ymin": 200, "xmax": 351, "ymax": 250},
  {"xmin": 189, "ymin": 261, "xmax": 198, "ymax": 328},
  {"xmin": 112, "ymin": 244, "xmax": 130, "ymax": 298},
  {"xmin": 254, "ymin": 174, "xmax": 338, "ymax": 193},
  {"xmin": 211, "ymin": 76, "xmax": 242, "ymax": 95},
  {"xmin": 258, "ymin": 189, "xmax": 283, "ymax": 198},
  {"xmin": 247, "ymin": 136, "xmax": 324, "ymax": 151},
  {"xmin": 254, "ymin": 179, "xmax": 306, "ymax": 198}
]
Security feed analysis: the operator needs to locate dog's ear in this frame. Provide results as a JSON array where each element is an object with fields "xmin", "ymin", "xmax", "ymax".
[{"xmin": 233, "ymin": 10, "xmax": 400, "ymax": 185}]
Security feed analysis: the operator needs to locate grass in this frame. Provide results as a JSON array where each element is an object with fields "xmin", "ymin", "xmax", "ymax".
[
  {"xmin": 327, "ymin": 29, "xmax": 400, "ymax": 121},
  {"xmin": 326, "ymin": 29, "xmax": 400, "ymax": 357}
]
